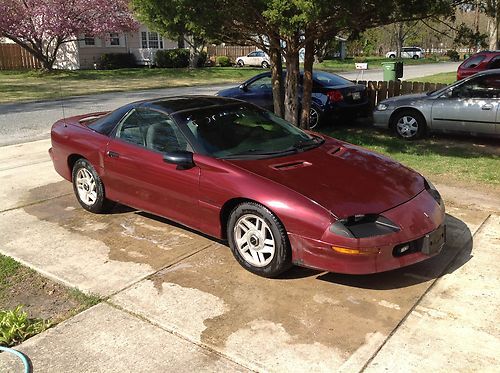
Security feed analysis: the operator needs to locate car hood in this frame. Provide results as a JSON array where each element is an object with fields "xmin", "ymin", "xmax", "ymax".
[
  {"xmin": 383, "ymin": 93, "xmax": 429, "ymax": 106},
  {"xmin": 225, "ymin": 137, "xmax": 424, "ymax": 218}
]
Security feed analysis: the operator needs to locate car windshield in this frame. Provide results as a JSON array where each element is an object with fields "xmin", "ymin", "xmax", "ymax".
[{"xmin": 173, "ymin": 103, "xmax": 322, "ymax": 159}]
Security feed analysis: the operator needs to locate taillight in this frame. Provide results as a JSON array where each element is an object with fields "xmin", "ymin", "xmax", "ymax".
[{"xmin": 327, "ymin": 90, "xmax": 343, "ymax": 102}]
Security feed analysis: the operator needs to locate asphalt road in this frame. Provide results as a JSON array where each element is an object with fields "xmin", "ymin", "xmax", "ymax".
[{"xmin": 0, "ymin": 62, "xmax": 460, "ymax": 146}]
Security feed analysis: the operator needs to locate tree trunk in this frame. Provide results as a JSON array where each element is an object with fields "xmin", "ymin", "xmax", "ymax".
[
  {"xmin": 300, "ymin": 36, "xmax": 314, "ymax": 130},
  {"xmin": 269, "ymin": 35, "xmax": 284, "ymax": 118},
  {"xmin": 284, "ymin": 36, "xmax": 300, "ymax": 126}
]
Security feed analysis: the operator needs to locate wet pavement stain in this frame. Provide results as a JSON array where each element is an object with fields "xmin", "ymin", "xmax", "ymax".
[
  {"xmin": 20, "ymin": 180, "xmax": 70, "ymax": 206},
  {"xmin": 22, "ymin": 184, "xmax": 215, "ymax": 269},
  {"xmin": 142, "ymin": 213, "xmax": 476, "ymax": 355}
]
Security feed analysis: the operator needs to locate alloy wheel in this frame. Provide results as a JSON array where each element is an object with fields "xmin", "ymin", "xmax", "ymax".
[
  {"xmin": 76, "ymin": 168, "xmax": 97, "ymax": 206},
  {"xmin": 234, "ymin": 214, "xmax": 276, "ymax": 267}
]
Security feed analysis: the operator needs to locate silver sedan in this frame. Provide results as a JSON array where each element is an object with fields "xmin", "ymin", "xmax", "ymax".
[{"xmin": 373, "ymin": 69, "xmax": 500, "ymax": 139}]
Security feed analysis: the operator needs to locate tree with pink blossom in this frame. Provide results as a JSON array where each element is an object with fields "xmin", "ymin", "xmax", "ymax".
[{"xmin": 0, "ymin": 0, "xmax": 138, "ymax": 70}]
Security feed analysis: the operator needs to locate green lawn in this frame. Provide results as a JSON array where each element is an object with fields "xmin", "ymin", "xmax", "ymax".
[
  {"xmin": 409, "ymin": 71, "xmax": 457, "ymax": 85},
  {"xmin": 0, "ymin": 67, "xmax": 264, "ymax": 103},
  {"xmin": 321, "ymin": 126, "xmax": 499, "ymax": 186}
]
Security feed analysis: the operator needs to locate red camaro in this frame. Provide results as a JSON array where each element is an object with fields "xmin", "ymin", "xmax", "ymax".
[{"xmin": 49, "ymin": 96, "xmax": 446, "ymax": 278}]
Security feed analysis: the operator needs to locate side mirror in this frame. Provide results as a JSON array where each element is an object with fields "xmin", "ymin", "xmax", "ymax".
[
  {"xmin": 440, "ymin": 88, "xmax": 454, "ymax": 99},
  {"xmin": 163, "ymin": 151, "xmax": 194, "ymax": 169},
  {"xmin": 239, "ymin": 84, "xmax": 248, "ymax": 91}
]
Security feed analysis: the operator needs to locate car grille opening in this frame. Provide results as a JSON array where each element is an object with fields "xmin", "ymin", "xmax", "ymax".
[{"xmin": 270, "ymin": 161, "xmax": 311, "ymax": 171}]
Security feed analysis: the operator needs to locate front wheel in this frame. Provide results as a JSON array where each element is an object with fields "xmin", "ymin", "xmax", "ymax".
[
  {"xmin": 72, "ymin": 158, "xmax": 114, "ymax": 213},
  {"xmin": 392, "ymin": 110, "xmax": 426, "ymax": 140},
  {"xmin": 236, "ymin": 60, "xmax": 244, "ymax": 67},
  {"xmin": 227, "ymin": 202, "xmax": 292, "ymax": 277},
  {"xmin": 309, "ymin": 106, "xmax": 322, "ymax": 130}
]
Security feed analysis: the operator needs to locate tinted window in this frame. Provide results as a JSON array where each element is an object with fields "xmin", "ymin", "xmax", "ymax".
[
  {"xmin": 488, "ymin": 56, "xmax": 500, "ymax": 69},
  {"xmin": 115, "ymin": 109, "xmax": 188, "ymax": 152},
  {"xmin": 248, "ymin": 52, "xmax": 258, "ymax": 57},
  {"xmin": 313, "ymin": 71, "xmax": 352, "ymax": 87},
  {"xmin": 248, "ymin": 76, "xmax": 272, "ymax": 90},
  {"xmin": 463, "ymin": 55, "xmax": 485, "ymax": 69},
  {"xmin": 454, "ymin": 74, "xmax": 500, "ymax": 99},
  {"xmin": 172, "ymin": 104, "xmax": 317, "ymax": 158}
]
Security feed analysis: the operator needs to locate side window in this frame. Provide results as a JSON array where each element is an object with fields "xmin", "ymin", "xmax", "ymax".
[
  {"xmin": 488, "ymin": 56, "xmax": 500, "ymax": 69},
  {"xmin": 248, "ymin": 51, "xmax": 258, "ymax": 57},
  {"xmin": 116, "ymin": 110, "xmax": 145, "ymax": 146},
  {"xmin": 247, "ymin": 76, "xmax": 272, "ymax": 90},
  {"xmin": 463, "ymin": 55, "xmax": 485, "ymax": 69},
  {"xmin": 257, "ymin": 51, "xmax": 265, "ymax": 57},
  {"xmin": 116, "ymin": 109, "xmax": 188, "ymax": 152},
  {"xmin": 454, "ymin": 75, "xmax": 500, "ymax": 99}
]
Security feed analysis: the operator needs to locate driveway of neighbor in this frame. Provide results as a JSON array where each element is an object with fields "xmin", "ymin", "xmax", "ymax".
[
  {"xmin": 0, "ymin": 137, "xmax": 498, "ymax": 372},
  {"xmin": 0, "ymin": 62, "xmax": 461, "ymax": 146}
]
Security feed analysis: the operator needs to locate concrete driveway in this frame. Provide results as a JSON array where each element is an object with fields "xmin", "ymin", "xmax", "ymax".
[
  {"xmin": 0, "ymin": 138, "xmax": 498, "ymax": 372},
  {"xmin": 0, "ymin": 62, "xmax": 460, "ymax": 146}
]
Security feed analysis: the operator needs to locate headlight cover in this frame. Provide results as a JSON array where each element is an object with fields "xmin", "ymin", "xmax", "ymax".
[
  {"xmin": 376, "ymin": 103, "xmax": 389, "ymax": 111},
  {"xmin": 330, "ymin": 214, "xmax": 400, "ymax": 239}
]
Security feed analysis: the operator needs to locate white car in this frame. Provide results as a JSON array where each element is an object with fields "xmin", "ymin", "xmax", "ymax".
[
  {"xmin": 236, "ymin": 50, "xmax": 270, "ymax": 68},
  {"xmin": 386, "ymin": 47, "xmax": 424, "ymax": 59}
]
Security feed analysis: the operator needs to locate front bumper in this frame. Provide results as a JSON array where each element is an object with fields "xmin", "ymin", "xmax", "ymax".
[
  {"xmin": 372, "ymin": 109, "xmax": 393, "ymax": 129},
  {"xmin": 289, "ymin": 190, "xmax": 446, "ymax": 274}
]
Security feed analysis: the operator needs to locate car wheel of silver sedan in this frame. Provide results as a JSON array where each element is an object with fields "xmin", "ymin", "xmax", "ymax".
[
  {"xmin": 72, "ymin": 158, "xmax": 114, "ymax": 213},
  {"xmin": 261, "ymin": 61, "xmax": 270, "ymax": 68},
  {"xmin": 393, "ymin": 110, "xmax": 426, "ymax": 140},
  {"xmin": 228, "ymin": 202, "xmax": 292, "ymax": 277},
  {"xmin": 237, "ymin": 60, "xmax": 244, "ymax": 67},
  {"xmin": 309, "ymin": 106, "xmax": 321, "ymax": 129}
]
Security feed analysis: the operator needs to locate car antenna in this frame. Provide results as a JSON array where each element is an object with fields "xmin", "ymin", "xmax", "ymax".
[{"xmin": 59, "ymin": 79, "xmax": 67, "ymax": 125}]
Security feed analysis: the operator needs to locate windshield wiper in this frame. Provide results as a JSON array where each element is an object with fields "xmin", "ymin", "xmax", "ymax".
[
  {"xmin": 223, "ymin": 148, "xmax": 298, "ymax": 159},
  {"xmin": 293, "ymin": 137, "xmax": 325, "ymax": 150}
]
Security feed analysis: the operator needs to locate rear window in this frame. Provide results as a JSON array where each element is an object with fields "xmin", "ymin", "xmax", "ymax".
[
  {"xmin": 88, "ymin": 106, "xmax": 131, "ymax": 135},
  {"xmin": 463, "ymin": 55, "xmax": 486, "ymax": 69},
  {"xmin": 313, "ymin": 71, "xmax": 352, "ymax": 87}
]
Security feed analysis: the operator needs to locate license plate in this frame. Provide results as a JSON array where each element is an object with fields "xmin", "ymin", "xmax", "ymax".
[
  {"xmin": 352, "ymin": 92, "xmax": 361, "ymax": 100},
  {"xmin": 421, "ymin": 225, "xmax": 446, "ymax": 256}
]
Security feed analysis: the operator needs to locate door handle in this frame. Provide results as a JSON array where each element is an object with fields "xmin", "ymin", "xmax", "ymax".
[
  {"xmin": 107, "ymin": 151, "xmax": 120, "ymax": 158},
  {"xmin": 482, "ymin": 104, "xmax": 493, "ymax": 110}
]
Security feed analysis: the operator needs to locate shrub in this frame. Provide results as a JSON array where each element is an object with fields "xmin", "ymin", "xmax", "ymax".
[
  {"xmin": 98, "ymin": 53, "xmax": 136, "ymax": 69},
  {"xmin": 0, "ymin": 306, "xmax": 50, "ymax": 347},
  {"xmin": 446, "ymin": 50, "xmax": 460, "ymax": 62},
  {"xmin": 217, "ymin": 56, "xmax": 231, "ymax": 67},
  {"xmin": 155, "ymin": 49, "xmax": 190, "ymax": 68},
  {"xmin": 196, "ymin": 51, "xmax": 208, "ymax": 67}
]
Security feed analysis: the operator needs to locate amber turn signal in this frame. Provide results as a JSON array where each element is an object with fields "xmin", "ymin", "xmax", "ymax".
[{"xmin": 331, "ymin": 246, "xmax": 380, "ymax": 255}]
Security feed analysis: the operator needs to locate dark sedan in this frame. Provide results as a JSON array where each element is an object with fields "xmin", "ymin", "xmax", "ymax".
[
  {"xmin": 50, "ymin": 96, "xmax": 445, "ymax": 278},
  {"xmin": 216, "ymin": 71, "xmax": 370, "ymax": 128}
]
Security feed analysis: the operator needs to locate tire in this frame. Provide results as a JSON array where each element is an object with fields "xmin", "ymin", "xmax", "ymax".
[
  {"xmin": 309, "ymin": 105, "xmax": 322, "ymax": 130},
  {"xmin": 413, "ymin": 55, "xmax": 419, "ymax": 60},
  {"xmin": 72, "ymin": 158, "xmax": 114, "ymax": 213},
  {"xmin": 389, "ymin": 54, "xmax": 396, "ymax": 59},
  {"xmin": 261, "ymin": 61, "xmax": 270, "ymax": 69},
  {"xmin": 227, "ymin": 202, "xmax": 292, "ymax": 278},
  {"xmin": 392, "ymin": 110, "xmax": 426, "ymax": 140},
  {"xmin": 237, "ymin": 59, "xmax": 244, "ymax": 67}
]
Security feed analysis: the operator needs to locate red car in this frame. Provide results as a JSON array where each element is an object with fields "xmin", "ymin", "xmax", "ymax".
[
  {"xmin": 49, "ymin": 96, "xmax": 446, "ymax": 278},
  {"xmin": 457, "ymin": 51, "xmax": 500, "ymax": 80}
]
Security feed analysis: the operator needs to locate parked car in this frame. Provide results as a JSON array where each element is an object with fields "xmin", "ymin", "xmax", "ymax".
[
  {"xmin": 216, "ymin": 71, "xmax": 370, "ymax": 129},
  {"xmin": 386, "ymin": 47, "xmax": 424, "ymax": 59},
  {"xmin": 236, "ymin": 50, "xmax": 270, "ymax": 68},
  {"xmin": 373, "ymin": 69, "xmax": 500, "ymax": 140},
  {"xmin": 49, "ymin": 96, "xmax": 445, "ymax": 278},
  {"xmin": 457, "ymin": 51, "xmax": 500, "ymax": 80}
]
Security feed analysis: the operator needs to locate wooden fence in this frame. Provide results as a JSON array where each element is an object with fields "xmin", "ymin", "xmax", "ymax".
[
  {"xmin": 206, "ymin": 45, "xmax": 257, "ymax": 62},
  {"xmin": 356, "ymin": 80, "xmax": 448, "ymax": 109},
  {"xmin": 0, "ymin": 43, "xmax": 42, "ymax": 69}
]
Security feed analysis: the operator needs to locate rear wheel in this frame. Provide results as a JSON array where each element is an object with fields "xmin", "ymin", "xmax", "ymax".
[
  {"xmin": 413, "ymin": 55, "xmax": 419, "ymax": 60},
  {"xmin": 72, "ymin": 159, "xmax": 114, "ymax": 213},
  {"xmin": 309, "ymin": 105, "xmax": 322, "ymax": 129},
  {"xmin": 392, "ymin": 110, "xmax": 426, "ymax": 140},
  {"xmin": 227, "ymin": 202, "xmax": 292, "ymax": 277},
  {"xmin": 261, "ymin": 61, "xmax": 270, "ymax": 69},
  {"xmin": 389, "ymin": 54, "xmax": 396, "ymax": 59}
]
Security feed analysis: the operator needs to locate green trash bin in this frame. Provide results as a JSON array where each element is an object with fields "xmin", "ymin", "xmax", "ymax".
[{"xmin": 382, "ymin": 61, "xmax": 403, "ymax": 81}]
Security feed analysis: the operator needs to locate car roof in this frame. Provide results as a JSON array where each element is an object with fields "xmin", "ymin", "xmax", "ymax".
[{"xmin": 136, "ymin": 96, "xmax": 243, "ymax": 114}]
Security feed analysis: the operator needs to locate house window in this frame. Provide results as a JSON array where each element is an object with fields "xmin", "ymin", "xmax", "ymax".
[
  {"xmin": 141, "ymin": 31, "xmax": 164, "ymax": 49},
  {"xmin": 109, "ymin": 33, "xmax": 120, "ymax": 46},
  {"xmin": 84, "ymin": 35, "xmax": 95, "ymax": 46}
]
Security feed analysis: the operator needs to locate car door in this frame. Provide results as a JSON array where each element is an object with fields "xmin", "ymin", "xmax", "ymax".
[
  {"xmin": 245, "ymin": 51, "xmax": 258, "ymax": 66},
  {"xmin": 103, "ymin": 107, "xmax": 201, "ymax": 229},
  {"xmin": 238, "ymin": 75, "xmax": 274, "ymax": 110},
  {"xmin": 431, "ymin": 74, "xmax": 500, "ymax": 135}
]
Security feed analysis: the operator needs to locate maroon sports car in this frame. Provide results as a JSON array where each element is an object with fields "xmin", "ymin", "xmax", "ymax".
[{"xmin": 49, "ymin": 96, "xmax": 446, "ymax": 277}]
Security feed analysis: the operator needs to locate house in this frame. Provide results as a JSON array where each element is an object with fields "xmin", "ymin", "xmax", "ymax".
[{"xmin": 55, "ymin": 25, "xmax": 177, "ymax": 70}]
